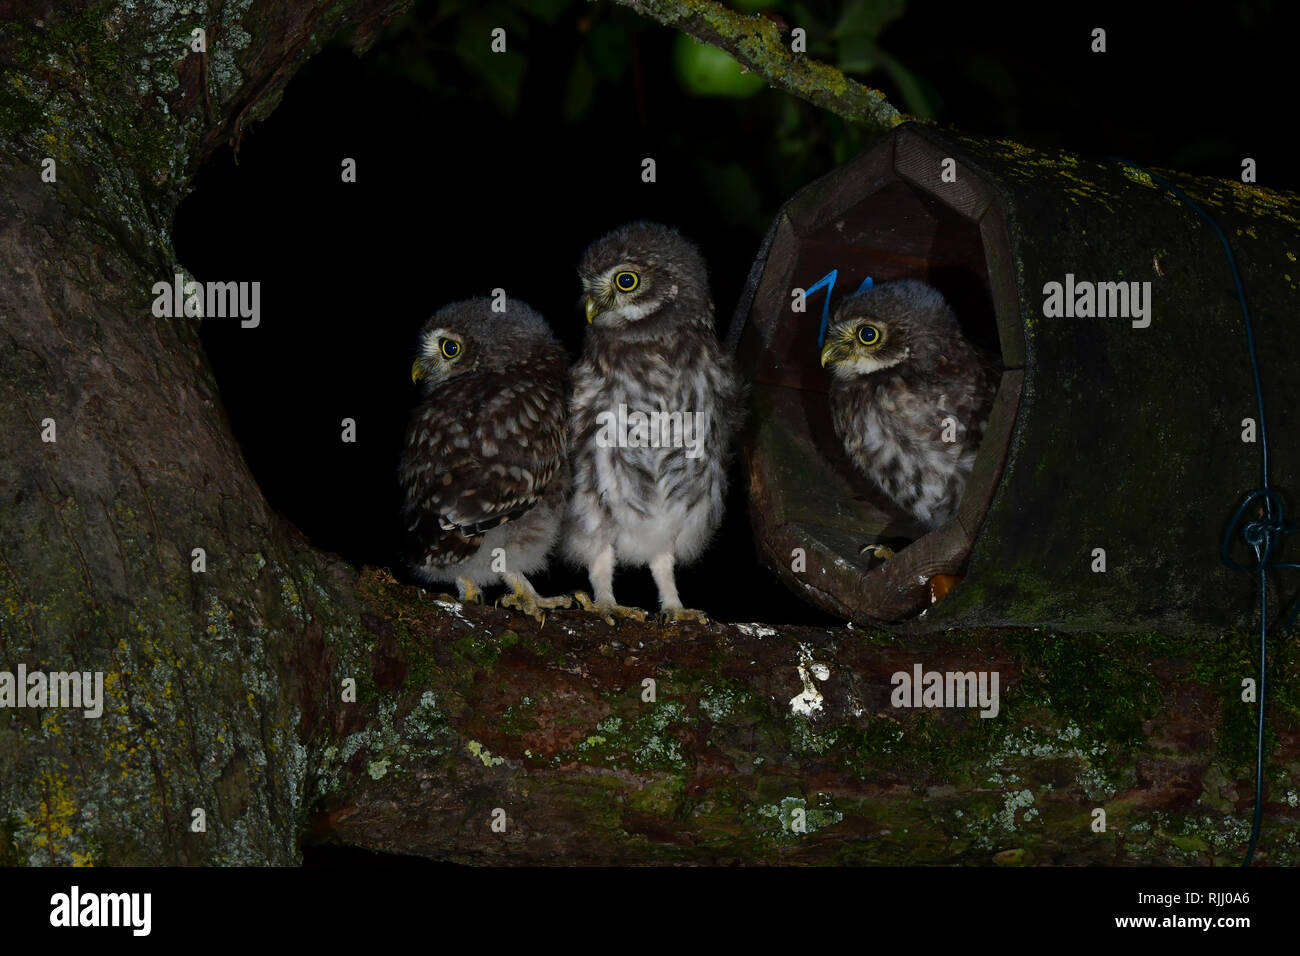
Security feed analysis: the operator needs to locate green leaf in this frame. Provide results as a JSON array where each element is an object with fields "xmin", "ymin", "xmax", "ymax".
[
  {"xmin": 673, "ymin": 34, "xmax": 765, "ymax": 98},
  {"xmin": 788, "ymin": 2, "xmax": 835, "ymax": 58},
  {"xmin": 788, "ymin": 2, "xmax": 827, "ymax": 35},
  {"xmin": 511, "ymin": 0, "xmax": 574, "ymax": 24},
  {"xmin": 563, "ymin": 51, "xmax": 597, "ymax": 122},
  {"xmin": 837, "ymin": 34, "xmax": 879, "ymax": 74},
  {"xmin": 882, "ymin": 53, "xmax": 938, "ymax": 121},
  {"xmin": 588, "ymin": 20, "xmax": 632, "ymax": 82},
  {"xmin": 456, "ymin": 14, "xmax": 530, "ymax": 114},
  {"xmin": 697, "ymin": 161, "xmax": 768, "ymax": 232},
  {"xmin": 833, "ymin": 0, "xmax": 908, "ymax": 40}
]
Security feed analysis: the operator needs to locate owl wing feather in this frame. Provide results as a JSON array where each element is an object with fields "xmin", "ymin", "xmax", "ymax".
[
  {"xmin": 925, "ymin": 343, "xmax": 1001, "ymax": 439},
  {"xmin": 401, "ymin": 357, "xmax": 568, "ymax": 567}
]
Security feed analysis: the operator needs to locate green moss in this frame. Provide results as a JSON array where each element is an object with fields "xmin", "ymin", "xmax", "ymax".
[
  {"xmin": 538, "ymin": 691, "xmax": 697, "ymax": 773},
  {"xmin": 1135, "ymin": 629, "xmax": 1293, "ymax": 771},
  {"xmin": 401, "ymin": 634, "xmax": 439, "ymax": 696},
  {"xmin": 0, "ymin": 816, "xmax": 23, "ymax": 867},
  {"xmin": 1008, "ymin": 632, "xmax": 1156, "ymax": 761},
  {"xmin": 498, "ymin": 696, "xmax": 539, "ymax": 738},
  {"xmin": 450, "ymin": 632, "xmax": 504, "ymax": 670},
  {"xmin": 627, "ymin": 775, "xmax": 686, "ymax": 817},
  {"xmin": 0, "ymin": 86, "xmax": 42, "ymax": 135}
]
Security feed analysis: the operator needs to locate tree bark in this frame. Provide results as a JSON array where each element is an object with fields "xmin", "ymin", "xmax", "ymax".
[
  {"xmin": 0, "ymin": 0, "xmax": 406, "ymax": 866},
  {"xmin": 0, "ymin": 2, "xmax": 1295, "ymax": 867},
  {"xmin": 320, "ymin": 570, "xmax": 1300, "ymax": 866}
]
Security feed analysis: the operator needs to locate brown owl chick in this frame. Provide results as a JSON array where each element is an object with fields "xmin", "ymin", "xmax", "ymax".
[
  {"xmin": 820, "ymin": 280, "xmax": 1000, "ymax": 532},
  {"xmin": 401, "ymin": 297, "xmax": 572, "ymax": 621}
]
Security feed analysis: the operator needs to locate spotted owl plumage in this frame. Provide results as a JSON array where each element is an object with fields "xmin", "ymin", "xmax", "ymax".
[
  {"xmin": 820, "ymin": 279, "xmax": 1000, "ymax": 531},
  {"xmin": 566, "ymin": 222, "xmax": 744, "ymax": 624},
  {"xmin": 400, "ymin": 298, "xmax": 572, "ymax": 618}
]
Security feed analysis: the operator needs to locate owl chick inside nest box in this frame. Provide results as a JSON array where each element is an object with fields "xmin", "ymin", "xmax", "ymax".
[{"xmin": 820, "ymin": 279, "xmax": 1001, "ymax": 538}]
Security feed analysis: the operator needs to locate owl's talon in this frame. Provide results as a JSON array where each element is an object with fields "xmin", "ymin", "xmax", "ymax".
[
  {"xmin": 573, "ymin": 591, "xmax": 648, "ymax": 626},
  {"xmin": 859, "ymin": 544, "xmax": 895, "ymax": 561},
  {"xmin": 501, "ymin": 588, "xmax": 572, "ymax": 623},
  {"xmin": 659, "ymin": 607, "xmax": 709, "ymax": 625}
]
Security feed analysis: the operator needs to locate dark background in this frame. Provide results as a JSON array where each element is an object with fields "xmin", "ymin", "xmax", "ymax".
[{"xmin": 173, "ymin": 0, "xmax": 1296, "ymax": 626}]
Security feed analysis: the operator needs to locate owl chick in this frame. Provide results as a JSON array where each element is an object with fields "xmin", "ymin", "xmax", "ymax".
[
  {"xmin": 567, "ymin": 222, "xmax": 743, "ymax": 625},
  {"xmin": 820, "ymin": 280, "xmax": 1000, "ymax": 532},
  {"xmin": 400, "ymin": 298, "xmax": 572, "ymax": 621}
]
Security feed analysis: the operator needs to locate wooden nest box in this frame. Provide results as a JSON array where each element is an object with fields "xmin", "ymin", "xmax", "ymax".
[{"xmin": 728, "ymin": 123, "xmax": 1300, "ymax": 633}]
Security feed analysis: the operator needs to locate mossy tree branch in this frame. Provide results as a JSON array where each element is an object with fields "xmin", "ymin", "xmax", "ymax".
[
  {"xmin": 319, "ymin": 569, "xmax": 1300, "ymax": 865},
  {"xmin": 597, "ymin": 0, "xmax": 905, "ymax": 131}
]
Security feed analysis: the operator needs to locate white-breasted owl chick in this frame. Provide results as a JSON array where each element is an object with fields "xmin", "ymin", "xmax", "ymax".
[
  {"xmin": 400, "ymin": 298, "xmax": 572, "ymax": 621},
  {"xmin": 820, "ymin": 279, "xmax": 1000, "ymax": 532},
  {"xmin": 567, "ymin": 222, "xmax": 743, "ymax": 625}
]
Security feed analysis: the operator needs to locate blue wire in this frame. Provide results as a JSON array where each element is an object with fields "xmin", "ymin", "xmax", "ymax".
[
  {"xmin": 1109, "ymin": 157, "xmax": 1295, "ymax": 867},
  {"xmin": 809, "ymin": 271, "xmax": 874, "ymax": 348},
  {"xmin": 808, "ymin": 269, "xmax": 838, "ymax": 349}
]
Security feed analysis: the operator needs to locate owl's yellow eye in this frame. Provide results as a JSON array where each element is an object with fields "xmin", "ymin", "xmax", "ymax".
[
  {"xmin": 440, "ymin": 338, "xmax": 462, "ymax": 359},
  {"xmin": 857, "ymin": 325, "xmax": 881, "ymax": 346},
  {"xmin": 614, "ymin": 271, "xmax": 639, "ymax": 293}
]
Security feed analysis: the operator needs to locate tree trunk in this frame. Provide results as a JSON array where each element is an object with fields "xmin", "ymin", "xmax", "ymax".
[
  {"xmin": 1, "ymin": 2, "xmax": 1296, "ymax": 867},
  {"xmin": 0, "ymin": 0, "xmax": 405, "ymax": 866}
]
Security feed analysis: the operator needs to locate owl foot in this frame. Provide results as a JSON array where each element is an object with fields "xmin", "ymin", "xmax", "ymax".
[
  {"xmin": 572, "ymin": 591, "xmax": 648, "ymax": 626},
  {"xmin": 501, "ymin": 588, "xmax": 572, "ymax": 623},
  {"xmin": 859, "ymin": 544, "xmax": 895, "ymax": 561},
  {"xmin": 456, "ymin": 578, "xmax": 483, "ymax": 604},
  {"xmin": 659, "ymin": 606, "xmax": 709, "ymax": 625}
]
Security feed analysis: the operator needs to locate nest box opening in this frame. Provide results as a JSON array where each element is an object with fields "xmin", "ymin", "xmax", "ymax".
[
  {"xmin": 173, "ymin": 48, "xmax": 849, "ymax": 626},
  {"xmin": 732, "ymin": 125, "xmax": 1025, "ymax": 625}
]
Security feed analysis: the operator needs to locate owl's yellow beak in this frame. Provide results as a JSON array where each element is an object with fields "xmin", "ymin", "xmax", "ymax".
[
  {"xmin": 820, "ymin": 340, "xmax": 848, "ymax": 368},
  {"xmin": 411, "ymin": 359, "xmax": 425, "ymax": 383},
  {"xmin": 585, "ymin": 296, "xmax": 598, "ymax": 324}
]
